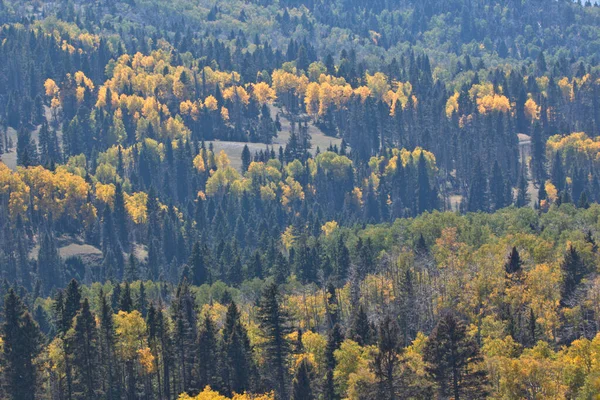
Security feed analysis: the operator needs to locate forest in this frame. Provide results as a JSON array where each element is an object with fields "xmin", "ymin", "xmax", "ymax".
[{"xmin": 2, "ymin": 0, "xmax": 600, "ymax": 399}]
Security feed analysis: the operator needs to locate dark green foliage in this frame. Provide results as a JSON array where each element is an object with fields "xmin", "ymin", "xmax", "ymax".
[
  {"xmin": 1, "ymin": 289, "xmax": 42, "ymax": 400},
  {"xmin": 258, "ymin": 283, "xmax": 292, "ymax": 399},
  {"xmin": 423, "ymin": 312, "xmax": 488, "ymax": 400}
]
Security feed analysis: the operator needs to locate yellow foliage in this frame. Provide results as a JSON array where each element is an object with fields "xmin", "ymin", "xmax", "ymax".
[
  {"xmin": 321, "ymin": 220, "xmax": 338, "ymax": 236},
  {"xmin": 124, "ymin": 192, "xmax": 148, "ymax": 224},
  {"xmin": 250, "ymin": 82, "xmax": 276, "ymax": 105},
  {"xmin": 223, "ymin": 86, "xmax": 250, "ymax": 106},
  {"xmin": 44, "ymin": 79, "xmax": 59, "ymax": 97},
  {"xmin": 445, "ymin": 92, "xmax": 459, "ymax": 117},
  {"xmin": 95, "ymin": 183, "xmax": 116, "ymax": 207},
  {"xmin": 204, "ymin": 95, "xmax": 219, "ymax": 111},
  {"xmin": 221, "ymin": 106, "xmax": 230, "ymax": 121},
  {"xmin": 114, "ymin": 310, "xmax": 148, "ymax": 361},
  {"xmin": 365, "ymin": 72, "xmax": 390, "ymax": 100},
  {"xmin": 524, "ymin": 98, "xmax": 540, "ymax": 122},
  {"xmin": 179, "ymin": 386, "xmax": 275, "ymax": 400},
  {"xmin": 477, "ymin": 94, "xmax": 510, "ymax": 114}
]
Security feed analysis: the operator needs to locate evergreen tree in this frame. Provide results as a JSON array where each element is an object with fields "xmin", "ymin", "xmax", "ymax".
[
  {"xmin": 467, "ymin": 158, "xmax": 488, "ymax": 212},
  {"xmin": 423, "ymin": 312, "xmax": 488, "ymax": 400},
  {"xmin": 189, "ymin": 242, "xmax": 208, "ymax": 286},
  {"xmin": 241, "ymin": 144, "xmax": 251, "ymax": 172},
  {"xmin": 373, "ymin": 315, "xmax": 401, "ymax": 400},
  {"xmin": 119, "ymin": 282, "xmax": 133, "ymax": 312},
  {"xmin": 16, "ymin": 126, "xmax": 38, "ymax": 167},
  {"xmin": 258, "ymin": 283, "xmax": 292, "ymax": 399},
  {"xmin": 505, "ymin": 247, "xmax": 522, "ymax": 275},
  {"xmin": 350, "ymin": 304, "xmax": 373, "ymax": 346},
  {"xmin": 560, "ymin": 245, "xmax": 587, "ymax": 306},
  {"xmin": 1, "ymin": 289, "xmax": 42, "ymax": 400},
  {"xmin": 197, "ymin": 312, "xmax": 220, "ymax": 390},
  {"xmin": 222, "ymin": 301, "xmax": 255, "ymax": 395},
  {"xmin": 292, "ymin": 358, "xmax": 314, "ymax": 400},
  {"xmin": 67, "ymin": 298, "xmax": 100, "ymax": 399}
]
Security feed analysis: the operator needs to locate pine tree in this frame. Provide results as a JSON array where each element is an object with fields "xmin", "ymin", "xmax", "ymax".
[
  {"xmin": 38, "ymin": 230, "xmax": 63, "ymax": 295},
  {"xmin": 560, "ymin": 245, "xmax": 587, "ymax": 306},
  {"xmin": 350, "ymin": 304, "xmax": 373, "ymax": 346},
  {"xmin": 119, "ymin": 282, "xmax": 133, "ymax": 312},
  {"xmin": 467, "ymin": 158, "xmax": 488, "ymax": 212},
  {"xmin": 189, "ymin": 242, "xmax": 208, "ymax": 286},
  {"xmin": 292, "ymin": 358, "xmax": 314, "ymax": 400},
  {"xmin": 515, "ymin": 169, "xmax": 529, "ymax": 208},
  {"xmin": 222, "ymin": 301, "xmax": 255, "ymax": 395},
  {"xmin": 505, "ymin": 247, "xmax": 522, "ymax": 275},
  {"xmin": 99, "ymin": 289, "xmax": 121, "ymax": 400},
  {"xmin": 197, "ymin": 312, "xmax": 220, "ymax": 390},
  {"xmin": 113, "ymin": 183, "xmax": 128, "ymax": 249},
  {"xmin": 551, "ymin": 151, "xmax": 565, "ymax": 192},
  {"xmin": 16, "ymin": 126, "xmax": 38, "ymax": 167},
  {"xmin": 417, "ymin": 152, "xmax": 433, "ymax": 213},
  {"xmin": 423, "ymin": 312, "xmax": 488, "ymax": 400},
  {"xmin": 373, "ymin": 315, "xmax": 401, "ymax": 400},
  {"xmin": 258, "ymin": 283, "xmax": 292, "ymax": 399},
  {"xmin": 1, "ymin": 289, "xmax": 42, "ymax": 400},
  {"xmin": 124, "ymin": 253, "xmax": 139, "ymax": 282},
  {"xmin": 324, "ymin": 323, "xmax": 343, "ymax": 400},
  {"xmin": 241, "ymin": 144, "xmax": 251, "ymax": 172},
  {"xmin": 67, "ymin": 298, "xmax": 100, "ymax": 398}
]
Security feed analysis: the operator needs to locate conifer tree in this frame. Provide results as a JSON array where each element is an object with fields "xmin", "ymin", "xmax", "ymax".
[
  {"xmin": 423, "ymin": 312, "xmax": 488, "ymax": 400},
  {"xmin": 1, "ymin": 289, "xmax": 42, "ymax": 400},
  {"xmin": 222, "ymin": 301, "xmax": 255, "ymax": 395},
  {"xmin": 373, "ymin": 315, "xmax": 401, "ymax": 400},
  {"xmin": 292, "ymin": 358, "xmax": 314, "ymax": 400},
  {"xmin": 258, "ymin": 283, "xmax": 292, "ymax": 399},
  {"xmin": 189, "ymin": 242, "xmax": 208, "ymax": 286},
  {"xmin": 197, "ymin": 312, "xmax": 220, "ymax": 390},
  {"xmin": 560, "ymin": 245, "xmax": 587, "ymax": 306},
  {"xmin": 67, "ymin": 298, "xmax": 100, "ymax": 399}
]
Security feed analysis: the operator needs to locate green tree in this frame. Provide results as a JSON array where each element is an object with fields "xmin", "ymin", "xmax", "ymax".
[
  {"xmin": 1, "ymin": 289, "xmax": 42, "ymax": 400},
  {"xmin": 423, "ymin": 313, "xmax": 488, "ymax": 400},
  {"xmin": 258, "ymin": 283, "xmax": 292, "ymax": 399}
]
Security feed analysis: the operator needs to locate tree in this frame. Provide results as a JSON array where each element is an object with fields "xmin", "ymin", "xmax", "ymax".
[
  {"xmin": 241, "ymin": 145, "xmax": 251, "ymax": 172},
  {"xmin": 189, "ymin": 242, "xmax": 208, "ymax": 286},
  {"xmin": 349, "ymin": 304, "xmax": 373, "ymax": 346},
  {"xmin": 324, "ymin": 324, "xmax": 343, "ymax": 400},
  {"xmin": 258, "ymin": 283, "xmax": 292, "ymax": 399},
  {"xmin": 560, "ymin": 245, "xmax": 587, "ymax": 306},
  {"xmin": 17, "ymin": 127, "xmax": 38, "ymax": 167},
  {"xmin": 292, "ymin": 358, "xmax": 314, "ymax": 400},
  {"xmin": 467, "ymin": 158, "xmax": 488, "ymax": 212},
  {"xmin": 505, "ymin": 247, "xmax": 522, "ymax": 275},
  {"xmin": 1, "ymin": 289, "xmax": 42, "ymax": 400},
  {"xmin": 67, "ymin": 298, "xmax": 100, "ymax": 398},
  {"xmin": 222, "ymin": 301, "xmax": 255, "ymax": 395},
  {"xmin": 372, "ymin": 315, "xmax": 401, "ymax": 400},
  {"xmin": 423, "ymin": 312, "xmax": 488, "ymax": 400},
  {"xmin": 197, "ymin": 312, "xmax": 220, "ymax": 390}
]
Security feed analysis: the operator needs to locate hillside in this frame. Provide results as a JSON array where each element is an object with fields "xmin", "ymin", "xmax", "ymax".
[{"xmin": 2, "ymin": 0, "xmax": 600, "ymax": 399}]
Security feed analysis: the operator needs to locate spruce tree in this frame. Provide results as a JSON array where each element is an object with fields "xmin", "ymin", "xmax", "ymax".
[
  {"xmin": 258, "ymin": 283, "xmax": 292, "ymax": 399},
  {"xmin": 189, "ymin": 242, "xmax": 208, "ymax": 286},
  {"xmin": 222, "ymin": 301, "xmax": 255, "ymax": 395},
  {"xmin": 197, "ymin": 312, "xmax": 220, "ymax": 390},
  {"xmin": 560, "ymin": 245, "xmax": 587, "ymax": 306},
  {"xmin": 292, "ymin": 358, "xmax": 314, "ymax": 400},
  {"xmin": 423, "ymin": 312, "xmax": 488, "ymax": 400},
  {"xmin": 67, "ymin": 298, "xmax": 100, "ymax": 398},
  {"xmin": 373, "ymin": 315, "xmax": 401, "ymax": 400},
  {"xmin": 2, "ymin": 289, "xmax": 42, "ymax": 400}
]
